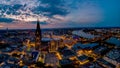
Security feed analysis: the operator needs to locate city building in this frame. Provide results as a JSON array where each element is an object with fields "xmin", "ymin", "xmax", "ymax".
[
  {"xmin": 97, "ymin": 58, "xmax": 115, "ymax": 68},
  {"xmin": 77, "ymin": 55, "xmax": 89, "ymax": 65},
  {"xmin": 106, "ymin": 37, "xmax": 120, "ymax": 48},
  {"xmin": 103, "ymin": 49, "xmax": 120, "ymax": 67}
]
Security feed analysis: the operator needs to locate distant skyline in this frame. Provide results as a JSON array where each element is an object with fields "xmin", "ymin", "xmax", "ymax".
[{"xmin": 0, "ymin": 0, "xmax": 120, "ymax": 29}]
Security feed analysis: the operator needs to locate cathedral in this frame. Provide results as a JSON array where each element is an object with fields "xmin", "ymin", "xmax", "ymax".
[
  {"xmin": 34, "ymin": 20, "xmax": 59, "ymax": 52},
  {"xmin": 24, "ymin": 20, "xmax": 61, "ymax": 53}
]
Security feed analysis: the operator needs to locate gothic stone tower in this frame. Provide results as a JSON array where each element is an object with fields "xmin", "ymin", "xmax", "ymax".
[{"xmin": 35, "ymin": 20, "xmax": 41, "ymax": 50}]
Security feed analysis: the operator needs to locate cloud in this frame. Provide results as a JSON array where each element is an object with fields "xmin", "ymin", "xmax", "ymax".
[
  {"xmin": 0, "ymin": 25, "xmax": 3, "ymax": 28},
  {"xmin": 62, "ymin": 0, "xmax": 103, "ymax": 24},
  {"xmin": 32, "ymin": 0, "xmax": 68, "ymax": 17},
  {"xmin": 0, "ymin": 0, "xmax": 102, "ymax": 23},
  {"xmin": 0, "ymin": 18, "xmax": 14, "ymax": 23},
  {"xmin": 0, "ymin": 0, "xmax": 68, "ymax": 23},
  {"xmin": 0, "ymin": 22, "xmax": 36, "ymax": 29},
  {"xmin": 65, "ymin": 6, "xmax": 103, "ymax": 23},
  {"xmin": 0, "ymin": 0, "xmax": 39, "ymax": 8},
  {"xmin": 31, "ymin": 21, "xmax": 49, "ymax": 25}
]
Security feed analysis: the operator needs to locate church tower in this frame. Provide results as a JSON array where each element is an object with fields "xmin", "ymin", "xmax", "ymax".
[{"xmin": 35, "ymin": 20, "xmax": 41, "ymax": 50}]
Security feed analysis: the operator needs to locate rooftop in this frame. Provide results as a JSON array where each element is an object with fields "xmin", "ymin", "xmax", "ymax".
[
  {"xmin": 78, "ymin": 55, "xmax": 88, "ymax": 61},
  {"xmin": 94, "ymin": 46, "xmax": 108, "ymax": 55},
  {"xmin": 106, "ymin": 37, "xmax": 120, "ymax": 47},
  {"xmin": 42, "ymin": 37, "xmax": 60, "ymax": 42},
  {"xmin": 62, "ymin": 49, "xmax": 75, "ymax": 58},
  {"xmin": 106, "ymin": 49, "xmax": 120, "ymax": 63},
  {"xmin": 72, "ymin": 30, "xmax": 99, "ymax": 39},
  {"xmin": 59, "ymin": 59, "xmax": 72, "ymax": 65},
  {"xmin": 72, "ymin": 43, "xmax": 98, "ymax": 50},
  {"xmin": 97, "ymin": 58, "xmax": 115, "ymax": 68}
]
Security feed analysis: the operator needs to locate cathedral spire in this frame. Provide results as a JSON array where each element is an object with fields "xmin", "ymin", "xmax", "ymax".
[
  {"xmin": 35, "ymin": 20, "xmax": 41, "ymax": 50},
  {"xmin": 36, "ymin": 20, "xmax": 40, "ymax": 34}
]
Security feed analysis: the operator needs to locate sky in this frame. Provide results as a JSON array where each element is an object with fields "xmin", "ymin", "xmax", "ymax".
[{"xmin": 0, "ymin": 0, "xmax": 120, "ymax": 29}]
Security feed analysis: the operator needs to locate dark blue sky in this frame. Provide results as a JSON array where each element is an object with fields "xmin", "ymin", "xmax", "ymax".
[
  {"xmin": 96, "ymin": 0, "xmax": 120, "ymax": 27},
  {"xmin": 0, "ymin": 0, "xmax": 120, "ymax": 29}
]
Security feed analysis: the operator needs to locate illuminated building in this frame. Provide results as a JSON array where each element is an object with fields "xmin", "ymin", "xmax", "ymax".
[
  {"xmin": 49, "ymin": 40, "xmax": 56, "ymax": 52},
  {"xmin": 35, "ymin": 20, "xmax": 41, "ymax": 50},
  {"xmin": 44, "ymin": 53, "xmax": 59, "ymax": 66},
  {"xmin": 48, "ymin": 33, "xmax": 59, "ymax": 52},
  {"xmin": 77, "ymin": 55, "xmax": 89, "ymax": 65},
  {"xmin": 59, "ymin": 39, "xmax": 64, "ymax": 48}
]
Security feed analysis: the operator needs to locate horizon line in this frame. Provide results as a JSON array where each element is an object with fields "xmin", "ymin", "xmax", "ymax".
[{"xmin": 0, "ymin": 26, "xmax": 120, "ymax": 30}]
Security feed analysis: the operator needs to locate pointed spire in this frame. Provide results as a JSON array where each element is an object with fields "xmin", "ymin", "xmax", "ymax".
[
  {"xmin": 36, "ymin": 19, "xmax": 41, "ymax": 35},
  {"xmin": 37, "ymin": 20, "xmax": 40, "ymax": 30}
]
